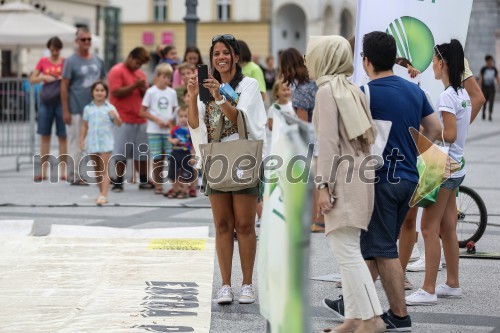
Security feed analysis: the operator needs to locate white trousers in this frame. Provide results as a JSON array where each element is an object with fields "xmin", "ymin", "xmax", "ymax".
[
  {"xmin": 66, "ymin": 114, "xmax": 83, "ymax": 179},
  {"xmin": 328, "ymin": 227, "xmax": 383, "ymax": 320}
]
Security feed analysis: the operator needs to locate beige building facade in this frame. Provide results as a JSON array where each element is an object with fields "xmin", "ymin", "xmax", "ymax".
[
  {"xmin": 111, "ymin": 0, "xmax": 357, "ymax": 66},
  {"xmin": 111, "ymin": 0, "xmax": 271, "ymax": 64}
]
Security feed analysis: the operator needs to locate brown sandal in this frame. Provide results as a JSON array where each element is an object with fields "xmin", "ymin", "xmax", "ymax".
[
  {"xmin": 164, "ymin": 189, "xmax": 179, "ymax": 199},
  {"xmin": 154, "ymin": 185, "xmax": 163, "ymax": 195},
  {"xmin": 176, "ymin": 192, "xmax": 189, "ymax": 199}
]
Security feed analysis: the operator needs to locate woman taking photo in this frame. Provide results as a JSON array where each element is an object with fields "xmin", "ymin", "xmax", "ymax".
[
  {"xmin": 308, "ymin": 35, "xmax": 384, "ymax": 333},
  {"xmin": 30, "ymin": 36, "xmax": 67, "ymax": 181},
  {"xmin": 406, "ymin": 40, "xmax": 471, "ymax": 306},
  {"xmin": 187, "ymin": 34, "xmax": 267, "ymax": 305}
]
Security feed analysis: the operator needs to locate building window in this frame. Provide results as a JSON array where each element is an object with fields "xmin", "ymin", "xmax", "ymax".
[
  {"xmin": 153, "ymin": 0, "xmax": 167, "ymax": 23},
  {"xmin": 217, "ymin": 0, "xmax": 231, "ymax": 22}
]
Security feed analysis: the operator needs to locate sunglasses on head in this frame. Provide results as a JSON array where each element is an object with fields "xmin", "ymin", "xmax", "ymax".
[
  {"xmin": 212, "ymin": 34, "xmax": 236, "ymax": 44},
  {"xmin": 79, "ymin": 38, "xmax": 92, "ymax": 42}
]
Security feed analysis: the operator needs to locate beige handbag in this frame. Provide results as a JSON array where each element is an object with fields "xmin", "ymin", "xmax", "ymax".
[{"xmin": 200, "ymin": 111, "xmax": 263, "ymax": 192}]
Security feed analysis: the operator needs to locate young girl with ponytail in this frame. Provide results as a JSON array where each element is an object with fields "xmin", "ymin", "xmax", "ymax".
[{"xmin": 406, "ymin": 39, "xmax": 472, "ymax": 306}]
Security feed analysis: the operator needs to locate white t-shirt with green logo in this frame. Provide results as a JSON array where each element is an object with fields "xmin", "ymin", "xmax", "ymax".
[
  {"xmin": 436, "ymin": 86, "xmax": 471, "ymax": 178},
  {"xmin": 142, "ymin": 85, "xmax": 178, "ymax": 134}
]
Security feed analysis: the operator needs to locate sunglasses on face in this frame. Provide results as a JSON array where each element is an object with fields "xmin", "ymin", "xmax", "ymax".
[{"xmin": 79, "ymin": 38, "xmax": 92, "ymax": 42}]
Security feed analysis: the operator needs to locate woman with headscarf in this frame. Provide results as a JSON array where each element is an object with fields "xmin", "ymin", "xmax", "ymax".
[{"xmin": 307, "ymin": 35, "xmax": 385, "ymax": 333}]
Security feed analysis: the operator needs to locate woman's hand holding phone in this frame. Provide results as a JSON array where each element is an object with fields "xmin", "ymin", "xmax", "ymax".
[{"xmin": 203, "ymin": 73, "xmax": 222, "ymax": 100}]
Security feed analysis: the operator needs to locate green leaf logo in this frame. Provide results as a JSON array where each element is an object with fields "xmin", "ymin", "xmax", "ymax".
[{"xmin": 387, "ymin": 16, "xmax": 435, "ymax": 72}]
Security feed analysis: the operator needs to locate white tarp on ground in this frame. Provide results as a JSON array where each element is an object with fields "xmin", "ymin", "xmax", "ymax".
[
  {"xmin": 48, "ymin": 225, "xmax": 210, "ymax": 238},
  {"xmin": 0, "ymin": 235, "xmax": 215, "ymax": 333},
  {"xmin": 0, "ymin": 219, "xmax": 34, "ymax": 236}
]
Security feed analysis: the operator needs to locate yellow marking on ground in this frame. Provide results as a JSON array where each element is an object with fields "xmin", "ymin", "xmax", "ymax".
[{"xmin": 148, "ymin": 239, "xmax": 206, "ymax": 251}]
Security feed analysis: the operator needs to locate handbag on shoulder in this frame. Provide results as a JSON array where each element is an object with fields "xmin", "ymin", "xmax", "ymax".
[{"xmin": 200, "ymin": 111, "xmax": 263, "ymax": 192}]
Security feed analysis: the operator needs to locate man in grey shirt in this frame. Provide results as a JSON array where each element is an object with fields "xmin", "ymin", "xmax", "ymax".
[{"xmin": 61, "ymin": 26, "xmax": 106, "ymax": 185}]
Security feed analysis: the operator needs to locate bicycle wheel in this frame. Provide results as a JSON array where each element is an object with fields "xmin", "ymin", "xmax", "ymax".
[{"xmin": 456, "ymin": 185, "xmax": 488, "ymax": 248}]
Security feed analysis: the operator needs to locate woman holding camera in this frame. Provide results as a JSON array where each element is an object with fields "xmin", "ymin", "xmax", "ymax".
[{"xmin": 187, "ymin": 34, "xmax": 267, "ymax": 305}]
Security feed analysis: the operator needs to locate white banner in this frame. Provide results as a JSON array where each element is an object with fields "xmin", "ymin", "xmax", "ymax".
[{"xmin": 353, "ymin": 0, "xmax": 474, "ymax": 105}]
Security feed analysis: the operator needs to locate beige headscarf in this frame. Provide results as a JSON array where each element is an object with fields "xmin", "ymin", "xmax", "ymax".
[{"xmin": 306, "ymin": 35, "xmax": 375, "ymax": 150}]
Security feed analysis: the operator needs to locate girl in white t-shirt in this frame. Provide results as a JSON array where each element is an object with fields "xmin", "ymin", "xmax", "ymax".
[
  {"xmin": 406, "ymin": 40, "xmax": 471, "ymax": 306},
  {"xmin": 267, "ymin": 79, "xmax": 294, "ymax": 130}
]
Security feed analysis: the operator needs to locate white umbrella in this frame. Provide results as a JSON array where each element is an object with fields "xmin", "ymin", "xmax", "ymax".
[{"xmin": 0, "ymin": 1, "xmax": 98, "ymax": 47}]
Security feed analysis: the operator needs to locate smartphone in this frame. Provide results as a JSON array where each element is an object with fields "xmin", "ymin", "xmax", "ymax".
[{"xmin": 197, "ymin": 64, "xmax": 210, "ymax": 103}]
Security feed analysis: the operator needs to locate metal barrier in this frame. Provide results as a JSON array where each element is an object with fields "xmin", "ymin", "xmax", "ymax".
[{"xmin": 0, "ymin": 78, "xmax": 37, "ymax": 171}]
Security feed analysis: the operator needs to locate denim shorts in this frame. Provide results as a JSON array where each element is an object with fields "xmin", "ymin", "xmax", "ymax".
[
  {"xmin": 361, "ymin": 180, "xmax": 417, "ymax": 260},
  {"xmin": 441, "ymin": 175, "xmax": 465, "ymax": 191},
  {"xmin": 37, "ymin": 101, "xmax": 66, "ymax": 137}
]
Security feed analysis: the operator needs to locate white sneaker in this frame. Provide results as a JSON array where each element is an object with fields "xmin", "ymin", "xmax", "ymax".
[
  {"xmin": 406, "ymin": 253, "xmax": 442, "ymax": 272},
  {"xmin": 406, "ymin": 288, "xmax": 437, "ymax": 306},
  {"xmin": 410, "ymin": 245, "xmax": 420, "ymax": 262},
  {"xmin": 406, "ymin": 255, "xmax": 426, "ymax": 272},
  {"xmin": 436, "ymin": 284, "xmax": 462, "ymax": 298},
  {"xmin": 216, "ymin": 285, "xmax": 233, "ymax": 304},
  {"xmin": 239, "ymin": 284, "xmax": 256, "ymax": 304}
]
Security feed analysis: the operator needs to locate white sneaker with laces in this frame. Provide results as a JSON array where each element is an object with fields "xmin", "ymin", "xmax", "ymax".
[
  {"xmin": 406, "ymin": 253, "xmax": 443, "ymax": 272},
  {"xmin": 410, "ymin": 245, "xmax": 420, "ymax": 262},
  {"xmin": 436, "ymin": 284, "xmax": 462, "ymax": 298},
  {"xmin": 239, "ymin": 284, "xmax": 256, "ymax": 304},
  {"xmin": 406, "ymin": 254, "xmax": 426, "ymax": 272},
  {"xmin": 406, "ymin": 288, "xmax": 437, "ymax": 306},
  {"xmin": 216, "ymin": 285, "xmax": 233, "ymax": 304}
]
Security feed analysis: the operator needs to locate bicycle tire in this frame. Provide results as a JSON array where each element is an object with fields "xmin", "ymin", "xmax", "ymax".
[{"xmin": 457, "ymin": 185, "xmax": 488, "ymax": 248}]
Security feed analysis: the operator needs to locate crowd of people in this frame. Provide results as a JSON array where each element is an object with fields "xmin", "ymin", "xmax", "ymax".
[{"xmin": 31, "ymin": 26, "xmax": 487, "ymax": 332}]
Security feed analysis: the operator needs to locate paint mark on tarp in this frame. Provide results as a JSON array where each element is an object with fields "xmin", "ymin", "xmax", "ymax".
[
  {"xmin": 148, "ymin": 239, "xmax": 206, "ymax": 251},
  {"xmin": 133, "ymin": 325, "xmax": 194, "ymax": 332},
  {"xmin": 137, "ymin": 282, "xmax": 200, "ymax": 332}
]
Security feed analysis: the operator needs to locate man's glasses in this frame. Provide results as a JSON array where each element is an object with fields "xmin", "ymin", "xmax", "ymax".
[
  {"xmin": 360, "ymin": 51, "xmax": 365, "ymax": 58},
  {"xmin": 79, "ymin": 38, "xmax": 92, "ymax": 43}
]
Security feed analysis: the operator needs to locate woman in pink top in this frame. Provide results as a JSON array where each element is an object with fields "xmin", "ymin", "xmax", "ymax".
[
  {"xmin": 30, "ymin": 37, "xmax": 67, "ymax": 182},
  {"xmin": 172, "ymin": 46, "xmax": 203, "ymax": 88}
]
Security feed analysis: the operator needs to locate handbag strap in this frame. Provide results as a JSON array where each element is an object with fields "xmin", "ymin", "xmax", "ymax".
[{"xmin": 213, "ymin": 110, "xmax": 248, "ymax": 142}]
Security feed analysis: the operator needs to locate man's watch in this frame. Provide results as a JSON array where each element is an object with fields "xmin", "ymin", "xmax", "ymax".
[{"xmin": 215, "ymin": 95, "xmax": 226, "ymax": 106}]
